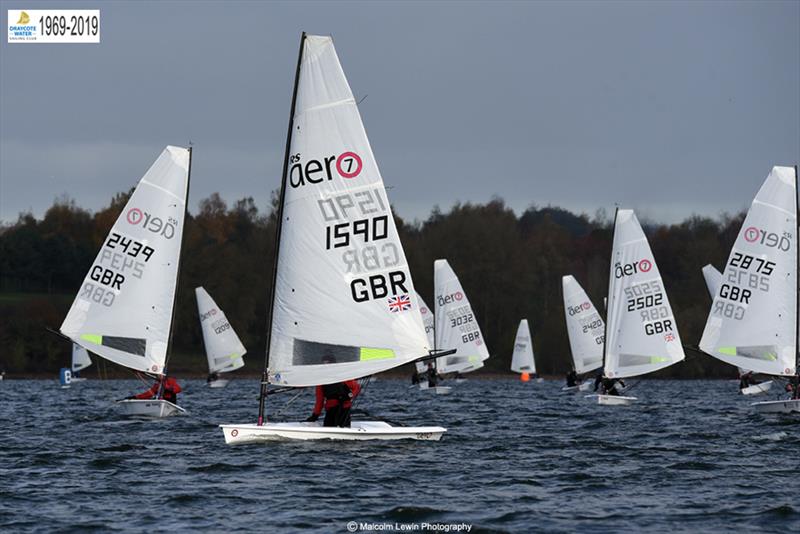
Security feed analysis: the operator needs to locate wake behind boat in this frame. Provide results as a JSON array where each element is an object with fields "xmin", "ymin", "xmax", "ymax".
[{"xmin": 220, "ymin": 33, "xmax": 446, "ymax": 443}]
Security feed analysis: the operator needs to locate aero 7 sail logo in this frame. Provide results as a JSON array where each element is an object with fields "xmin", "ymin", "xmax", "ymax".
[
  {"xmin": 437, "ymin": 291, "xmax": 464, "ymax": 307},
  {"xmin": 567, "ymin": 302, "xmax": 592, "ymax": 316},
  {"xmin": 127, "ymin": 208, "xmax": 178, "ymax": 239},
  {"xmin": 289, "ymin": 151, "xmax": 363, "ymax": 188},
  {"xmin": 743, "ymin": 226, "xmax": 792, "ymax": 251},
  {"xmin": 614, "ymin": 259, "xmax": 652, "ymax": 278}
]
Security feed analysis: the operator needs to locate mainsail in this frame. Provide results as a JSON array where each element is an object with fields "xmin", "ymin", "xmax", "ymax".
[
  {"xmin": 561, "ymin": 275, "xmax": 604, "ymax": 374},
  {"xmin": 266, "ymin": 35, "xmax": 430, "ymax": 387},
  {"xmin": 60, "ymin": 146, "xmax": 190, "ymax": 375},
  {"xmin": 700, "ymin": 167, "xmax": 797, "ymax": 376},
  {"xmin": 196, "ymin": 287, "xmax": 247, "ymax": 375},
  {"xmin": 510, "ymin": 319, "xmax": 536, "ymax": 374},
  {"xmin": 71, "ymin": 343, "xmax": 92, "ymax": 373},
  {"xmin": 701, "ymin": 264, "xmax": 722, "ymax": 298},
  {"xmin": 605, "ymin": 209, "xmax": 685, "ymax": 379},
  {"xmin": 434, "ymin": 259, "xmax": 489, "ymax": 374}
]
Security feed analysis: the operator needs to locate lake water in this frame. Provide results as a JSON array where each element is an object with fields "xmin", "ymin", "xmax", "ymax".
[{"xmin": 1, "ymin": 378, "xmax": 798, "ymax": 533}]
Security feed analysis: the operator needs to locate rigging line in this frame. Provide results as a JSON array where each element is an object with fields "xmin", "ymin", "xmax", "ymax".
[
  {"xmin": 271, "ymin": 390, "xmax": 306, "ymax": 417},
  {"xmin": 349, "ymin": 375, "xmax": 372, "ymax": 415}
]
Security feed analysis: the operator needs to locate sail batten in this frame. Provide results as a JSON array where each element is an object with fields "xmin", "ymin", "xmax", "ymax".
[
  {"xmin": 60, "ymin": 146, "xmax": 190, "ymax": 375},
  {"xmin": 700, "ymin": 166, "xmax": 797, "ymax": 376},
  {"xmin": 267, "ymin": 35, "xmax": 429, "ymax": 387},
  {"xmin": 605, "ymin": 209, "xmax": 685, "ymax": 379}
]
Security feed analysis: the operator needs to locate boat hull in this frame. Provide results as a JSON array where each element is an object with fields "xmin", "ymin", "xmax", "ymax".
[
  {"xmin": 586, "ymin": 394, "xmax": 637, "ymax": 406},
  {"xmin": 751, "ymin": 399, "xmax": 800, "ymax": 414},
  {"xmin": 562, "ymin": 382, "xmax": 593, "ymax": 393},
  {"xmin": 116, "ymin": 399, "xmax": 186, "ymax": 417},
  {"xmin": 740, "ymin": 381, "xmax": 773, "ymax": 396},
  {"xmin": 219, "ymin": 421, "xmax": 447, "ymax": 444},
  {"xmin": 418, "ymin": 384, "xmax": 452, "ymax": 394},
  {"xmin": 208, "ymin": 378, "xmax": 231, "ymax": 388}
]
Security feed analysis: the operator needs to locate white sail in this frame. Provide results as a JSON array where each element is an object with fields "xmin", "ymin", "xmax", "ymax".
[
  {"xmin": 196, "ymin": 287, "xmax": 247, "ymax": 374},
  {"xmin": 701, "ymin": 264, "xmax": 722, "ymax": 298},
  {"xmin": 562, "ymin": 275, "xmax": 604, "ymax": 375},
  {"xmin": 71, "ymin": 343, "xmax": 92, "ymax": 373},
  {"xmin": 267, "ymin": 35, "xmax": 430, "ymax": 387},
  {"xmin": 416, "ymin": 292, "xmax": 435, "ymax": 374},
  {"xmin": 434, "ymin": 259, "xmax": 490, "ymax": 374},
  {"xmin": 510, "ymin": 319, "xmax": 536, "ymax": 374},
  {"xmin": 60, "ymin": 146, "xmax": 190, "ymax": 375},
  {"xmin": 700, "ymin": 167, "xmax": 797, "ymax": 376},
  {"xmin": 605, "ymin": 209, "xmax": 685, "ymax": 378}
]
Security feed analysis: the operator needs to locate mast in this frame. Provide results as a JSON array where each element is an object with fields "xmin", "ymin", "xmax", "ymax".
[
  {"xmin": 602, "ymin": 207, "xmax": 618, "ymax": 378},
  {"xmin": 162, "ymin": 145, "xmax": 192, "ymax": 379},
  {"xmin": 795, "ymin": 165, "xmax": 799, "ymax": 371},
  {"xmin": 258, "ymin": 32, "xmax": 306, "ymax": 426}
]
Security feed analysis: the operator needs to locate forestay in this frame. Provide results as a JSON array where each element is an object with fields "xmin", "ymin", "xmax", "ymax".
[
  {"xmin": 510, "ymin": 319, "xmax": 536, "ymax": 374},
  {"xmin": 71, "ymin": 343, "xmax": 92, "ymax": 373},
  {"xmin": 416, "ymin": 292, "xmax": 436, "ymax": 375},
  {"xmin": 196, "ymin": 287, "xmax": 247, "ymax": 374},
  {"xmin": 700, "ymin": 167, "xmax": 797, "ymax": 376},
  {"xmin": 562, "ymin": 275, "xmax": 604, "ymax": 374},
  {"xmin": 434, "ymin": 259, "xmax": 489, "ymax": 374},
  {"xmin": 268, "ymin": 35, "xmax": 430, "ymax": 387},
  {"xmin": 701, "ymin": 264, "xmax": 722, "ymax": 298},
  {"xmin": 60, "ymin": 146, "xmax": 190, "ymax": 375},
  {"xmin": 605, "ymin": 209, "xmax": 685, "ymax": 378}
]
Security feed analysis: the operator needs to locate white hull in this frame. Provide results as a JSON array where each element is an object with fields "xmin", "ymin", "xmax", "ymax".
[
  {"xmin": 70, "ymin": 377, "xmax": 87, "ymax": 383},
  {"xmin": 208, "ymin": 378, "xmax": 231, "ymax": 388},
  {"xmin": 740, "ymin": 381, "xmax": 773, "ymax": 396},
  {"xmin": 219, "ymin": 421, "xmax": 447, "ymax": 444},
  {"xmin": 586, "ymin": 394, "xmax": 637, "ymax": 406},
  {"xmin": 116, "ymin": 399, "xmax": 186, "ymax": 417},
  {"xmin": 418, "ymin": 383, "xmax": 452, "ymax": 394},
  {"xmin": 535, "ymin": 377, "xmax": 544, "ymax": 383},
  {"xmin": 454, "ymin": 378, "xmax": 467, "ymax": 384},
  {"xmin": 751, "ymin": 399, "xmax": 800, "ymax": 414}
]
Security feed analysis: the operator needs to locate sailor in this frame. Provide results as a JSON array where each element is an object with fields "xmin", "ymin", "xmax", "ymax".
[
  {"xmin": 593, "ymin": 370, "xmax": 604, "ymax": 392},
  {"xmin": 207, "ymin": 371, "xmax": 220, "ymax": 384},
  {"xmin": 566, "ymin": 370, "xmax": 578, "ymax": 387},
  {"xmin": 426, "ymin": 362, "xmax": 439, "ymax": 388},
  {"xmin": 129, "ymin": 375, "xmax": 182, "ymax": 404},
  {"xmin": 306, "ymin": 354, "xmax": 361, "ymax": 427},
  {"xmin": 601, "ymin": 377, "xmax": 626, "ymax": 396},
  {"xmin": 739, "ymin": 371, "xmax": 755, "ymax": 390}
]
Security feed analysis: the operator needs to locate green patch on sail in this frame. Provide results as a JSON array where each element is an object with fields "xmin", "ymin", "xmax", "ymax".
[
  {"xmin": 80, "ymin": 334, "xmax": 103, "ymax": 345},
  {"xmin": 650, "ymin": 356, "xmax": 669, "ymax": 364},
  {"xmin": 359, "ymin": 347, "xmax": 394, "ymax": 361},
  {"xmin": 719, "ymin": 347, "xmax": 737, "ymax": 356}
]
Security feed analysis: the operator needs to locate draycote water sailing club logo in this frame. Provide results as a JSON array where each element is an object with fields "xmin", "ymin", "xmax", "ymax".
[
  {"xmin": 126, "ymin": 208, "xmax": 178, "ymax": 239},
  {"xmin": 289, "ymin": 151, "xmax": 363, "ymax": 188},
  {"xmin": 743, "ymin": 226, "xmax": 792, "ymax": 251},
  {"xmin": 614, "ymin": 259, "xmax": 652, "ymax": 278}
]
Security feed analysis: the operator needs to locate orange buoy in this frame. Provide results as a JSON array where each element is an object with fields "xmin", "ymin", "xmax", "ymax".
[{"xmin": 521, "ymin": 371, "xmax": 530, "ymax": 382}]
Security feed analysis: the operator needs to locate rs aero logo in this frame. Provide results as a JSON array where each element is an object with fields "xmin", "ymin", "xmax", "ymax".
[
  {"xmin": 567, "ymin": 301, "xmax": 592, "ymax": 316},
  {"xmin": 614, "ymin": 259, "xmax": 652, "ymax": 278},
  {"xmin": 199, "ymin": 309, "xmax": 218, "ymax": 322},
  {"xmin": 744, "ymin": 226, "xmax": 791, "ymax": 251},
  {"xmin": 437, "ymin": 291, "xmax": 464, "ymax": 307},
  {"xmin": 127, "ymin": 208, "xmax": 178, "ymax": 239},
  {"xmin": 288, "ymin": 151, "xmax": 363, "ymax": 188}
]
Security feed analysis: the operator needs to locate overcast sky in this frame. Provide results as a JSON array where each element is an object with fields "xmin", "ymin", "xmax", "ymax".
[{"xmin": 1, "ymin": 0, "xmax": 798, "ymax": 225}]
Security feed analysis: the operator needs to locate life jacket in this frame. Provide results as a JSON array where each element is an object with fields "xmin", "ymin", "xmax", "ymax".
[{"xmin": 322, "ymin": 382, "xmax": 351, "ymax": 402}]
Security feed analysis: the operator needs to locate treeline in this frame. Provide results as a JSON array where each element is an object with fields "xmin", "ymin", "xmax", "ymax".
[{"xmin": 0, "ymin": 192, "xmax": 743, "ymax": 378}]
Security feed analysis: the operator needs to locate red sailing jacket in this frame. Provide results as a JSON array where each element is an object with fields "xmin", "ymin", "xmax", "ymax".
[
  {"xmin": 134, "ymin": 376, "xmax": 182, "ymax": 402},
  {"xmin": 312, "ymin": 380, "xmax": 361, "ymax": 416}
]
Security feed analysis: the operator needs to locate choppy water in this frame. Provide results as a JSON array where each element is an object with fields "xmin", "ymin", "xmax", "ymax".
[{"xmin": 1, "ymin": 378, "xmax": 799, "ymax": 533}]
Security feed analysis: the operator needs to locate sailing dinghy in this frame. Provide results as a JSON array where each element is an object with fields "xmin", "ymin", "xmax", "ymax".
[
  {"xmin": 70, "ymin": 343, "xmax": 92, "ymax": 382},
  {"xmin": 587, "ymin": 209, "xmax": 685, "ymax": 405},
  {"xmin": 562, "ymin": 275, "xmax": 604, "ymax": 392},
  {"xmin": 700, "ymin": 166, "xmax": 800, "ymax": 413},
  {"xmin": 220, "ymin": 34, "xmax": 447, "ymax": 443},
  {"xmin": 60, "ymin": 146, "xmax": 191, "ymax": 417},
  {"xmin": 196, "ymin": 287, "xmax": 247, "ymax": 388},
  {"xmin": 511, "ymin": 319, "xmax": 540, "ymax": 382},
  {"xmin": 433, "ymin": 259, "xmax": 490, "ymax": 376}
]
